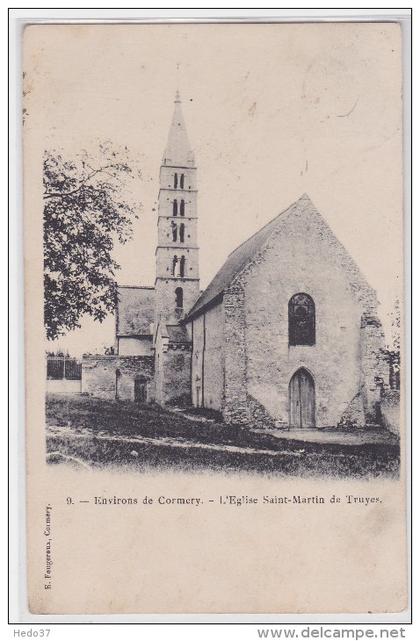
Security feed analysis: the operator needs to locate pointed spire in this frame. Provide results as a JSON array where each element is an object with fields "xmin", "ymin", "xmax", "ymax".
[{"xmin": 162, "ymin": 92, "xmax": 195, "ymax": 167}]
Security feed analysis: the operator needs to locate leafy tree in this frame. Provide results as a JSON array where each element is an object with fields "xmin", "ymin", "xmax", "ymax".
[{"xmin": 44, "ymin": 143, "xmax": 140, "ymax": 340}]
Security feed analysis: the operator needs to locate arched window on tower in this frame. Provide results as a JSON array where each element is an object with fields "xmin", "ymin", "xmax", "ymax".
[
  {"xmin": 179, "ymin": 223, "xmax": 185, "ymax": 243},
  {"xmin": 172, "ymin": 199, "xmax": 178, "ymax": 216},
  {"xmin": 179, "ymin": 255, "xmax": 186, "ymax": 277},
  {"xmin": 171, "ymin": 222, "xmax": 177, "ymax": 242},
  {"xmin": 172, "ymin": 256, "xmax": 178, "ymax": 276},
  {"xmin": 288, "ymin": 293, "xmax": 315, "ymax": 346},
  {"xmin": 180, "ymin": 199, "xmax": 185, "ymax": 216},
  {"xmin": 174, "ymin": 173, "xmax": 178, "ymax": 189},
  {"xmin": 175, "ymin": 287, "xmax": 183, "ymax": 309},
  {"xmin": 180, "ymin": 174, "xmax": 185, "ymax": 189}
]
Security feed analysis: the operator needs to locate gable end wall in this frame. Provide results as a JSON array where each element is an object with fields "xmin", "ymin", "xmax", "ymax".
[{"xmin": 221, "ymin": 203, "xmax": 388, "ymax": 428}]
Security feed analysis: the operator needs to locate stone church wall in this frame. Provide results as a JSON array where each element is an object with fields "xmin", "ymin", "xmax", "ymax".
[
  {"xmin": 155, "ymin": 247, "xmax": 200, "ymax": 281},
  {"xmin": 202, "ymin": 304, "xmax": 224, "ymax": 411},
  {"xmin": 154, "ymin": 323, "xmax": 192, "ymax": 406},
  {"xmin": 190, "ymin": 314, "xmax": 204, "ymax": 408},
  {"xmin": 189, "ymin": 304, "xmax": 224, "ymax": 411},
  {"xmin": 360, "ymin": 314, "xmax": 390, "ymax": 424},
  {"xmin": 154, "ymin": 277, "xmax": 200, "ymax": 325},
  {"xmin": 157, "ymin": 215, "xmax": 198, "ymax": 247},
  {"xmin": 82, "ymin": 355, "xmax": 154, "ymax": 401},
  {"xmin": 159, "ymin": 165, "xmax": 197, "ymax": 193},
  {"xmin": 118, "ymin": 336, "xmax": 153, "ymax": 356},
  {"xmin": 222, "ymin": 205, "xmax": 385, "ymax": 428},
  {"xmin": 155, "ymin": 345, "xmax": 192, "ymax": 405},
  {"xmin": 223, "ymin": 286, "xmax": 249, "ymax": 424}
]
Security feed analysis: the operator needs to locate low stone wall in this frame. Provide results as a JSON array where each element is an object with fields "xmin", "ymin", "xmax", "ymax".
[
  {"xmin": 381, "ymin": 390, "xmax": 400, "ymax": 436},
  {"xmin": 82, "ymin": 355, "xmax": 154, "ymax": 401},
  {"xmin": 223, "ymin": 287, "xmax": 249, "ymax": 425}
]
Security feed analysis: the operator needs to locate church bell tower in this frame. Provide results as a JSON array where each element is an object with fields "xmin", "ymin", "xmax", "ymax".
[{"xmin": 155, "ymin": 92, "xmax": 200, "ymax": 325}]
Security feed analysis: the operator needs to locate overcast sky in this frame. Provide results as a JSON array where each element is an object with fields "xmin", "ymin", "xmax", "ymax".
[{"xmin": 24, "ymin": 22, "xmax": 403, "ymax": 356}]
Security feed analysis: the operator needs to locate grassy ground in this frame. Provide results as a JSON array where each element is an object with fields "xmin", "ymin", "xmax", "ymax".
[{"xmin": 46, "ymin": 394, "xmax": 400, "ymax": 478}]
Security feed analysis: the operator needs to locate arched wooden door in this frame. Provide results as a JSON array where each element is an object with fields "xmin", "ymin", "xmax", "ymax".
[{"xmin": 289, "ymin": 368, "xmax": 315, "ymax": 428}]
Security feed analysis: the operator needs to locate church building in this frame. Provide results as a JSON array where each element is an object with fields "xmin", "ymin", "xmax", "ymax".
[{"xmin": 82, "ymin": 93, "xmax": 391, "ymax": 430}]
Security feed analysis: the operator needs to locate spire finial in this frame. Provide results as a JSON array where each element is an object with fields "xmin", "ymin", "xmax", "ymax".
[{"xmin": 175, "ymin": 88, "xmax": 181, "ymax": 103}]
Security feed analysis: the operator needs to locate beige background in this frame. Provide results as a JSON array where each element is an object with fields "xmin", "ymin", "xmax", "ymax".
[{"xmin": 24, "ymin": 22, "xmax": 406, "ymax": 615}]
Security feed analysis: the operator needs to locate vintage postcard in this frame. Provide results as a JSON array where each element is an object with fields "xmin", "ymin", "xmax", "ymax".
[{"xmin": 23, "ymin": 21, "xmax": 408, "ymax": 616}]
